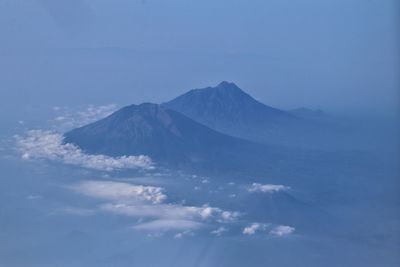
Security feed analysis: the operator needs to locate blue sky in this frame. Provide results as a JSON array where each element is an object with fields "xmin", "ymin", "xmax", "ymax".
[{"xmin": 0, "ymin": 0, "xmax": 398, "ymax": 117}]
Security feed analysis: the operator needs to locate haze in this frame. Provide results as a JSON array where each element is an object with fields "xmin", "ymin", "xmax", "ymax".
[{"xmin": 0, "ymin": 0, "xmax": 399, "ymax": 119}]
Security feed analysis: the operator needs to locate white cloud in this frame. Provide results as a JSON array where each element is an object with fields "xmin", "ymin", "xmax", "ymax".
[
  {"xmin": 133, "ymin": 220, "xmax": 202, "ymax": 231},
  {"xmin": 174, "ymin": 230, "xmax": 194, "ymax": 239},
  {"xmin": 243, "ymin": 223, "xmax": 268, "ymax": 235},
  {"xmin": 100, "ymin": 203, "xmax": 239, "ymax": 223},
  {"xmin": 15, "ymin": 130, "xmax": 153, "ymax": 171},
  {"xmin": 71, "ymin": 180, "xmax": 240, "ymax": 233},
  {"xmin": 269, "ymin": 225, "xmax": 295, "ymax": 237},
  {"xmin": 72, "ymin": 181, "xmax": 166, "ymax": 204},
  {"xmin": 211, "ymin": 226, "xmax": 228, "ymax": 236},
  {"xmin": 248, "ymin": 183, "xmax": 290, "ymax": 193},
  {"xmin": 51, "ymin": 104, "xmax": 117, "ymax": 131}
]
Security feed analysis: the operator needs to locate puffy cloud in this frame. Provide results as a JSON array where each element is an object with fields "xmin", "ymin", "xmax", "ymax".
[
  {"xmin": 243, "ymin": 223, "xmax": 268, "ymax": 235},
  {"xmin": 211, "ymin": 227, "xmax": 228, "ymax": 236},
  {"xmin": 15, "ymin": 130, "xmax": 153, "ymax": 171},
  {"xmin": 72, "ymin": 181, "xmax": 166, "ymax": 204},
  {"xmin": 269, "ymin": 225, "xmax": 295, "ymax": 237},
  {"xmin": 248, "ymin": 183, "xmax": 290, "ymax": 193},
  {"xmin": 243, "ymin": 223, "xmax": 295, "ymax": 236}
]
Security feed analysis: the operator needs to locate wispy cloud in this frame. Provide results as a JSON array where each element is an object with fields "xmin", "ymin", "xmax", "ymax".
[
  {"xmin": 100, "ymin": 203, "xmax": 239, "ymax": 223},
  {"xmin": 174, "ymin": 230, "xmax": 195, "ymax": 239},
  {"xmin": 269, "ymin": 225, "xmax": 295, "ymax": 237},
  {"xmin": 248, "ymin": 183, "xmax": 290, "ymax": 193},
  {"xmin": 51, "ymin": 104, "xmax": 117, "ymax": 131},
  {"xmin": 71, "ymin": 180, "xmax": 240, "ymax": 234},
  {"xmin": 243, "ymin": 223, "xmax": 268, "ymax": 235},
  {"xmin": 211, "ymin": 226, "xmax": 228, "ymax": 236},
  {"xmin": 133, "ymin": 220, "xmax": 202, "ymax": 231},
  {"xmin": 15, "ymin": 130, "xmax": 153, "ymax": 171},
  {"xmin": 72, "ymin": 181, "xmax": 166, "ymax": 204},
  {"xmin": 53, "ymin": 206, "xmax": 96, "ymax": 216}
]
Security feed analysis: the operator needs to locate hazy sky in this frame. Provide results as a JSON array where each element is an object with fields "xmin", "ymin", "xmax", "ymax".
[{"xmin": 0, "ymin": 0, "xmax": 398, "ymax": 118}]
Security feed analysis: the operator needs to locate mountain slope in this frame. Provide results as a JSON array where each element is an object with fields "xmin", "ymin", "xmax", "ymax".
[
  {"xmin": 63, "ymin": 103, "xmax": 250, "ymax": 164},
  {"xmin": 164, "ymin": 81, "xmax": 295, "ymax": 129},
  {"xmin": 163, "ymin": 81, "xmax": 304, "ymax": 145},
  {"xmin": 163, "ymin": 81, "xmax": 352, "ymax": 149}
]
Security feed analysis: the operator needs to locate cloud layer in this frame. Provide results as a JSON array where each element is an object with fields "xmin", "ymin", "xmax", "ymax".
[{"xmin": 15, "ymin": 130, "xmax": 153, "ymax": 171}]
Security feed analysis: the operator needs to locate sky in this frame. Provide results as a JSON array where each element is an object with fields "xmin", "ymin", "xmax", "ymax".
[{"xmin": 0, "ymin": 0, "xmax": 399, "ymax": 118}]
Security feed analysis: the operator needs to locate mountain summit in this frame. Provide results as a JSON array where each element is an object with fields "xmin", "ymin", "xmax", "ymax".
[{"xmin": 163, "ymin": 82, "xmax": 297, "ymax": 144}]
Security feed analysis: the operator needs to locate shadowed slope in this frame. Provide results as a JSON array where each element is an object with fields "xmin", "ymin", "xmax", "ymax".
[{"xmin": 64, "ymin": 103, "xmax": 247, "ymax": 164}]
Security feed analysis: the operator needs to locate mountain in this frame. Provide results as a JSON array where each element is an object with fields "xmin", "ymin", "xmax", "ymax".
[
  {"xmin": 163, "ymin": 81, "xmax": 306, "ymax": 146},
  {"xmin": 62, "ymin": 99, "xmax": 349, "ymax": 175},
  {"xmin": 63, "ymin": 103, "xmax": 256, "ymax": 165},
  {"xmin": 164, "ymin": 81, "xmax": 295, "ymax": 129}
]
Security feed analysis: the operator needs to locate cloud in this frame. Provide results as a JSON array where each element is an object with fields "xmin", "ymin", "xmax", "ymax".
[
  {"xmin": 269, "ymin": 225, "xmax": 295, "ymax": 237},
  {"xmin": 51, "ymin": 104, "xmax": 117, "ymax": 131},
  {"xmin": 15, "ymin": 130, "xmax": 153, "ymax": 171},
  {"xmin": 248, "ymin": 183, "xmax": 290, "ymax": 193},
  {"xmin": 133, "ymin": 220, "xmax": 202, "ymax": 231},
  {"xmin": 54, "ymin": 206, "xmax": 95, "ymax": 216},
  {"xmin": 72, "ymin": 181, "xmax": 166, "ymax": 204},
  {"xmin": 211, "ymin": 226, "xmax": 228, "ymax": 236},
  {"xmin": 242, "ymin": 222, "xmax": 295, "ymax": 236},
  {"xmin": 243, "ymin": 223, "xmax": 268, "ymax": 235},
  {"xmin": 71, "ymin": 180, "xmax": 240, "ymax": 233},
  {"xmin": 100, "ymin": 203, "xmax": 239, "ymax": 223},
  {"xmin": 27, "ymin": 195, "xmax": 42, "ymax": 200},
  {"xmin": 174, "ymin": 230, "xmax": 195, "ymax": 239}
]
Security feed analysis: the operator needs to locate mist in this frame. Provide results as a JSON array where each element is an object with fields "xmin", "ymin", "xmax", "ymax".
[{"xmin": 0, "ymin": 0, "xmax": 399, "ymax": 119}]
